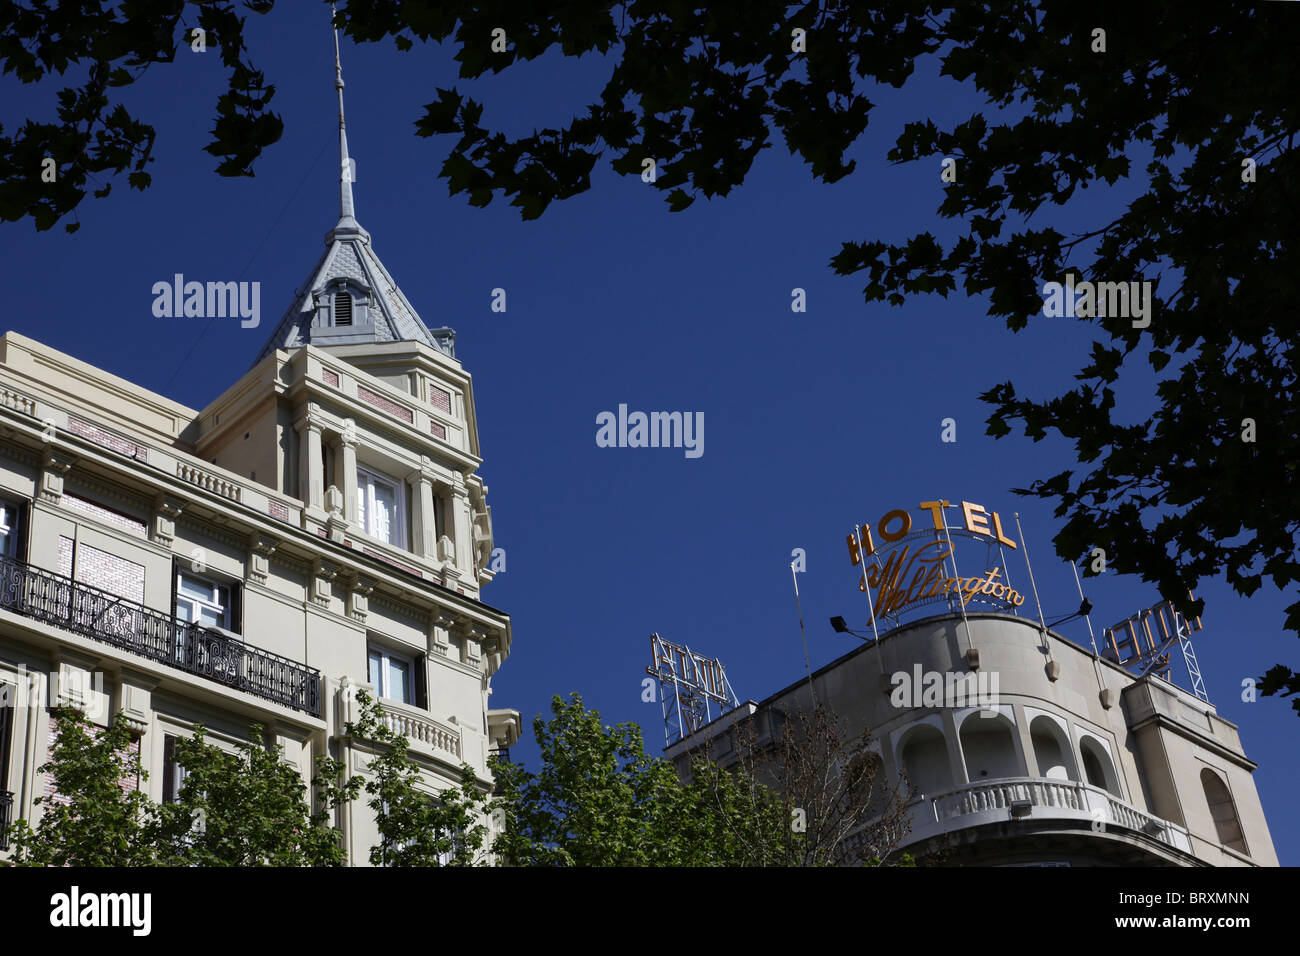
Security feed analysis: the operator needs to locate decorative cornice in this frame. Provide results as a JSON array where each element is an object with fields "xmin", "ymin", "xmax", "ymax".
[
  {"xmin": 311, "ymin": 558, "xmax": 340, "ymax": 607},
  {"xmin": 294, "ymin": 402, "xmax": 327, "ymax": 433},
  {"xmin": 0, "ymin": 442, "xmax": 41, "ymax": 469},
  {"xmin": 43, "ymin": 447, "xmax": 76, "ymax": 473},
  {"xmin": 250, "ymin": 532, "xmax": 280, "ymax": 556},
  {"xmin": 368, "ymin": 591, "xmax": 425, "ymax": 625},
  {"xmin": 270, "ymin": 551, "xmax": 313, "ymax": 577},
  {"xmin": 176, "ymin": 514, "xmax": 249, "ymax": 553},
  {"xmin": 64, "ymin": 471, "xmax": 151, "ymax": 515}
]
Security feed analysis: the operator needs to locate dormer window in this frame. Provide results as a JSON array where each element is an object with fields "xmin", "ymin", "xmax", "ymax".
[{"xmin": 335, "ymin": 291, "xmax": 353, "ymax": 326}]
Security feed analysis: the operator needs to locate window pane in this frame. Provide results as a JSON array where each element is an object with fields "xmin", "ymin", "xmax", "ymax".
[
  {"xmin": 388, "ymin": 657, "xmax": 410, "ymax": 703},
  {"xmin": 199, "ymin": 606, "xmax": 222, "ymax": 627},
  {"xmin": 177, "ymin": 602, "xmax": 194, "ymax": 623},
  {"xmin": 372, "ymin": 479, "xmax": 396, "ymax": 542},
  {"xmin": 179, "ymin": 575, "xmax": 212, "ymax": 601},
  {"xmin": 0, "ymin": 503, "xmax": 13, "ymax": 556},
  {"xmin": 368, "ymin": 649, "xmax": 382, "ymax": 690},
  {"xmin": 356, "ymin": 484, "xmax": 367, "ymax": 530}
]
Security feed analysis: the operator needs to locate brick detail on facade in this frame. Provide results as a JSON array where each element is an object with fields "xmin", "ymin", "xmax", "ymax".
[
  {"xmin": 429, "ymin": 385, "xmax": 451, "ymax": 414},
  {"xmin": 429, "ymin": 421, "xmax": 447, "ymax": 440},
  {"xmin": 44, "ymin": 716, "xmax": 142, "ymax": 806},
  {"xmin": 64, "ymin": 493, "xmax": 148, "ymax": 537},
  {"xmin": 322, "ymin": 369, "xmax": 340, "ymax": 387},
  {"xmin": 66, "ymin": 416, "xmax": 147, "ymax": 462},
  {"xmin": 57, "ymin": 536, "xmax": 72, "ymax": 577},
  {"xmin": 268, "ymin": 501, "xmax": 290, "ymax": 522},
  {"xmin": 356, "ymin": 385, "xmax": 414, "ymax": 424},
  {"xmin": 75, "ymin": 543, "xmax": 145, "ymax": 603}
]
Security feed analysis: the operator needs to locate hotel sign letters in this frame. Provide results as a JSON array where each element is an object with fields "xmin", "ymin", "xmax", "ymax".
[{"xmin": 847, "ymin": 499, "xmax": 1026, "ymax": 619}]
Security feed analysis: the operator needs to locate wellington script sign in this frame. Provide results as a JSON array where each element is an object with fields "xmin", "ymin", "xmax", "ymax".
[{"xmin": 847, "ymin": 499, "xmax": 1027, "ymax": 620}]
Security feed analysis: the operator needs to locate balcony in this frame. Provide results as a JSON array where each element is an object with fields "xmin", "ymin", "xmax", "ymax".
[
  {"xmin": 0, "ymin": 790, "xmax": 11, "ymax": 850},
  {"xmin": 338, "ymin": 683, "xmax": 463, "ymax": 764},
  {"xmin": 0, "ymin": 556, "xmax": 322, "ymax": 718},
  {"xmin": 379, "ymin": 700, "xmax": 462, "ymax": 762},
  {"xmin": 904, "ymin": 776, "xmax": 1192, "ymax": 854}
]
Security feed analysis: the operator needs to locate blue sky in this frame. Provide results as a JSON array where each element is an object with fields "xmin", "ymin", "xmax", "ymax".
[{"xmin": 3, "ymin": 4, "xmax": 1295, "ymax": 864}]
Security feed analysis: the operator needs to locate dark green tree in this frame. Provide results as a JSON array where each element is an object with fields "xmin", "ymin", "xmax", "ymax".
[
  {"xmin": 490, "ymin": 693, "xmax": 908, "ymax": 866},
  {"xmin": 4, "ymin": 2, "xmax": 1297, "ymax": 707},
  {"xmin": 342, "ymin": 0, "xmax": 1300, "ymax": 711},
  {"xmin": 342, "ymin": 689, "xmax": 492, "ymax": 866},
  {"xmin": 149, "ymin": 723, "xmax": 356, "ymax": 866},
  {"xmin": 0, "ymin": 0, "xmax": 281, "ymax": 232},
  {"xmin": 4, "ymin": 706, "xmax": 158, "ymax": 866}
]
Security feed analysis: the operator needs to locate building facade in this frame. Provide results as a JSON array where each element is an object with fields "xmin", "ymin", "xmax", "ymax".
[
  {"xmin": 667, "ymin": 518, "xmax": 1279, "ymax": 866},
  {"xmin": 0, "ymin": 50, "xmax": 518, "ymax": 862}
]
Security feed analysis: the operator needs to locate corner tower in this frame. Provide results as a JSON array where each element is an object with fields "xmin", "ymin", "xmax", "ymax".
[
  {"xmin": 181, "ymin": 11, "xmax": 518, "ymax": 859},
  {"xmin": 204, "ymin": 11, "xmax": 502, "ymax": 603}
]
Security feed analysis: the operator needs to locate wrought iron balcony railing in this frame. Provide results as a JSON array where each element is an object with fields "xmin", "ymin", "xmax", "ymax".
[{"xmin": 0, "ymin": 555, "xmax": 321, "ymax": 718}]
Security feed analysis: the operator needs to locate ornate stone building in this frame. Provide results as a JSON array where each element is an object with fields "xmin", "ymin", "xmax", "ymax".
[{"xmin": 0, "ymin": 40, "xmax": 518, "ymax": 862}]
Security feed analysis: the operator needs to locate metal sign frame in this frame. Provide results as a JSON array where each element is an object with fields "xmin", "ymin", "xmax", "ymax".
[{"xmin": 645, "ymin": 633, "xmax": 739, "ymax": 747}]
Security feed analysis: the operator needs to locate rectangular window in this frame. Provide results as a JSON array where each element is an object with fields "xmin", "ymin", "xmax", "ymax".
[
  {"xmin": 175, "ymin": 571, "xmax": 232, "ymax": 630},
  {"xmin": 174, "ymin": 570, "xmax": 242, "ymax": 679},
  {"xmin": 367, "ymin": 644, "xmax": 418, "ymax": 705},
  {"xmin": 161, "ymin": 734, "xmax": 187, "ymax": 804},
  {"xmin": 0, "ymin": 687, "xmax": 12, "ymax": 788},
  {"xmin": 0, "ymin": 498, "xmax": 27, "ymax": 561},
  {"xmin": 357, "ymin": 466, "xmax": 406, "ymax": 548}
]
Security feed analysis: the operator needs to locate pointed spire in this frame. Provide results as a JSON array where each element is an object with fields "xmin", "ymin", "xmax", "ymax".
[{"xmin": 329, "ymin": 4, "xmax": 367, "ymax": 241}]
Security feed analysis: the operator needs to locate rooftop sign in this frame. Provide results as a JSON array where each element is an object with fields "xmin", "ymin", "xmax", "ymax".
[{"xmin": 847, "ymin": 499, "xmax": 1027, "ymax": 623}]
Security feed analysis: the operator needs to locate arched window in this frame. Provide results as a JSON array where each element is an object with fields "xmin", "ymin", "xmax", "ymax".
[
  {"xmin": 899, "ymin": 725, "xmax": 951, "ymax": 798},
  {"xmin": 335, "ymin": 291, "xmax": 353, "ymax": 326},
  {"xmin": 1078, "ymin": 736, "xmax": 1121, "ymax": 797},
  {"xmin": 1200, "ymin": 769, "xmax": 1248, "ymax": 854},
  {"xmin": 1030, "ymin": 716, "xmax": 1075, "ymax": 781},
  {"xmin": 959, "ymin": 711, "xmax": 1023, "ymax": 781}
]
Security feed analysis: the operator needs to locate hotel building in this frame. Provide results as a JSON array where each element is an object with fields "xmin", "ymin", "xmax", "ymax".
[
  {"xmin": 0, "ymin": 45, "xmax": 518, "ymax": 862},
  {"xmin": 666, "ymin": 509, "xmax": 1279, "ymax": 866}
]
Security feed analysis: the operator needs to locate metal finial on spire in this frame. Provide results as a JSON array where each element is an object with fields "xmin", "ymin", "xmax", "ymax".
[{"xmin": 331, "ymin": 3, "xmax": 357, "ymax": 225}]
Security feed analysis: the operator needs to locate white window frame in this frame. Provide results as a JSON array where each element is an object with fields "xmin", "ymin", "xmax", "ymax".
[
  {"xmin": 356, "ymin": 465, "xmax": 407, "ymax": 548},
  {"xmin": 162, "ymin": 734, "xmax": 189, "ymax": 805},
  {"xmin": 175, "ymin": 571, "xmax": 232, "ymax": 630},
  {"xmin": 368, "ymin": 644, "xmax": 415, "ymax": 705}
]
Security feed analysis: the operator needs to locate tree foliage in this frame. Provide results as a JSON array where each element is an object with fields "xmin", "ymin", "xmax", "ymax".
[
  {"xmin": 343, "ymin": 688, "xmax": 492, "ymax": 867},
  {"xmin": 491, "ymin": 693, "xmax": 910, "ymax": 866},
  {"xmin": 336, "ymin": 0, "xmax": 1299, "ymax": 708},
  {"xmin": 4, "ymin": 2, "xmax": 1297, "ymax": 706},
  {"xmin": 5, "ymin": 705, "xmax": 354, "ymax": 866},
  {"xmin": 4, "ymin": 706, "xmax": 157, "ymax": 866},
  {"xmin": 705, "ymin": 704, "xmax": 913, "ymax": 866},
  {"xmin": 3, "ymin": 694, "xmax": 495, "ymax": 867},
  {"xmin": 149, "ymin": 723, "xmax": 355, "ymax": 866},
  {"xmin": 0, "ymin": 0, "xmax": 280, "ymax": 232}
]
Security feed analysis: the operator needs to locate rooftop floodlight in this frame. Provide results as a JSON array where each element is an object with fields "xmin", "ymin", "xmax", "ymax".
[
  {"xmin": 1047, "ymin": 598, "xmax": 1095, "ymax": 630},
  {"xmin": 830, "ymin": 616, "xmax": 874, "ymax": 642}
]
